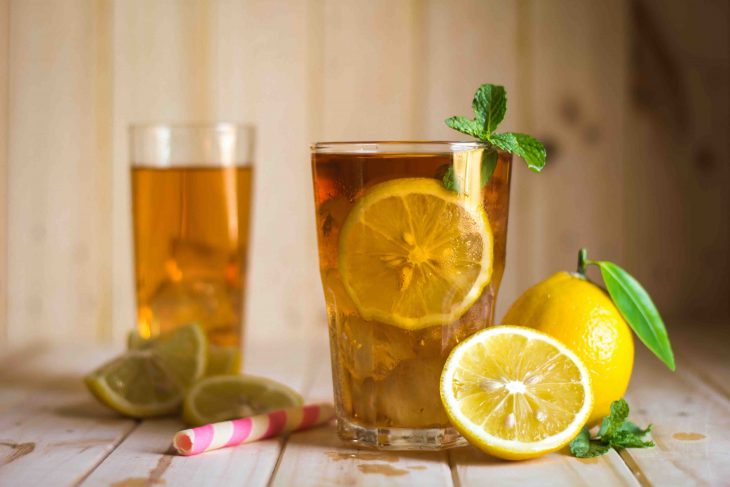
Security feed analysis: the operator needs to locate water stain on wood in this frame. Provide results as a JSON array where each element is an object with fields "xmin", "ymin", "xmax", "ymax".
[
  {"xmin": 672, "ymin": 432, "xmax": 706, "ymax": 441},
  {"xmin": 110, "ymin": 455, "xmax": 172, "ymax": 487},
  {"xmin": 357, "ymin": 463, "xmax": 409, "ymax": 476},
  {"xmin": 325, "ymin": 451, "xmax": 398, "ymax": 463},
  {"xmin": 576, "ymin": 457, "xmax": 598, "ymax": 464},
  {"xmin": 0, "ymin": 441, "xmax": 36, "ymax": 465},
  {"xmin": 149, "ymin": 455, "xmax": 173, "ymax": 482},
  {"xmin": 408, "ymin": 465, "xmax": 427, "ymax": 470},
  {"xmin": 111, "ymin": 478, "xmax": 164, "ymax": 487}
]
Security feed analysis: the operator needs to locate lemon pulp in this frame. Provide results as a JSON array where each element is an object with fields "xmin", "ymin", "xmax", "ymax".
[
  {"xmin": 338, "ymin": 178, "xmax": 493, "ymax": 329},
  {"xmin": 503, "ymin": 271, "xmax": 634, "ymax": 423}
]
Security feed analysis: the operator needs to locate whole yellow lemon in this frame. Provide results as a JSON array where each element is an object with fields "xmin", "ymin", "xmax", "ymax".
[{"xmin": 502, "ymin": 271, "xmax": 634, "ymax": 424}]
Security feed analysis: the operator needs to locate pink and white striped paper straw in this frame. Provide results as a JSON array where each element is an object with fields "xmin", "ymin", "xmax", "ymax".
[{"xmin": 173, "ymin": 402, "xmax": 335, "ymax": 456}]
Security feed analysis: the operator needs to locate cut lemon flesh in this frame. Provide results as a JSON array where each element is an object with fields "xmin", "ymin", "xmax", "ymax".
[
  {"xmin": 440, "ymin": 326, "xmax": 593, "ymax": 460},
  {"xmin": 338, "ymin": 178, "xmax": 493, "ymax": 329},
  {"xmin": 183, "ymin": 375, "xmax": 304, "ymax": 426}
]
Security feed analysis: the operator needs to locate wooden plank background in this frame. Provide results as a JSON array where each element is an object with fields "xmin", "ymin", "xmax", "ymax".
[{"xmin": 0, "ymin": 0, "xmax": 727, "ymax": 346}]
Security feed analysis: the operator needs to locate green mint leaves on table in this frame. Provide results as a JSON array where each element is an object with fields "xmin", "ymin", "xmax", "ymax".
[
  {"xmin": 577, "ymin": 248, "xmax": 676, "ymax": 371},
  {"xmin": 570, "ymin": 399, "xmax": 654, "ymax": 458},
  {"xmin": 442, "ymin": 83, "xmax": 546, "ymax": 191}
]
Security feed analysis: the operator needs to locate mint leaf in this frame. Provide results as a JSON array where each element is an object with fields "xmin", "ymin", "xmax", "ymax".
[
  {"xmin": 608, "ymin": 429, "xmax": 655, "ymax": 449},
  {"xmin": 598, "ymin": 398, "xmax": 630, "ymax": 438},
  {"xmin": 445, "ymin": 116, "xmax": 484, "ymax": 139},
  {"xmin": 472, "ymin": 84, "xmax": 506, "ymax": 136},
  {"xmin": 442, "ymin": 165, "xmax": 460, "ymax": 192},
  {"xmin": 569, "ymin": 399, "xmax": 654, "ymax": 458},
  {"xmin": 481, "ymin": 150, "xmax": 498, "ymax": 186},
  {"xmin": 592, "ymin": 260, "xmax": 675, "ymax": 371},
  {"xmin": 570, "ymin": 427, "xmax": 610, "ymax": 458},
  {"xmin": 490, "ymin": 132, "xmax": 546, "ymax": 172},
  {"xmin": 618, "ymin": 421, "xmax": 653, "ymax": 437},
  {"xmin": 442, "ymin": 83, "xmax": 547, "ymax": 190}
]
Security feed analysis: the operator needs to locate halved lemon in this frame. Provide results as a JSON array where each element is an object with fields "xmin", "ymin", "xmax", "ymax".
[
  {"xmin": 183, "ymin": 375, "xmax": 303, "ymax": 426},
  {"xmin": 338, "ymin": 178, "xmax": 492, "ymax": 330},
  {"xmin": 440, "ymin": 326, "xmax": 593, "ymax": 460}
]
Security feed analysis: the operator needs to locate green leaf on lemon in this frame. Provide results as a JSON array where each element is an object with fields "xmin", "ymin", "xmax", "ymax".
[{"xmin": 593, "ymin": 260, "xmax": 676, "ymax": 371}]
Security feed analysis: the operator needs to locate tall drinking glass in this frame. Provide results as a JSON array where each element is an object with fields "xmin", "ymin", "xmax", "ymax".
[
  {"xmin": 311, "ymin": 142, "xmax": 512, "ymax": 449},
  {"xmin": 130, "ymin": 123, "xmax": 254, "ymax": 356}
]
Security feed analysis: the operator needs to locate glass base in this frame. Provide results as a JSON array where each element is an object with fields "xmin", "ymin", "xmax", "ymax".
[{"xmin": 337, "ymin": 418, "xmax": 468, "ymax": 451}]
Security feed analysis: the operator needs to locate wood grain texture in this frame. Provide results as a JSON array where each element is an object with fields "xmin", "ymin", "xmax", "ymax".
[
  {"xmin": 0, "ymin": 345, "xmax": 136, "ymax": 486},
  {"xmin": 0, "ymin": 0, "xmax": 727, "ymax": 358},
  {"xmin": 1, "ymin": 324, "xmax": 730, "ymax": 486},
  {"xmin": 450, "ymin": 446, "xmax": 640, "ymax": 487},
  {"xmin": 0, "ymin": 0, "xmax": 7, "ymax": 343},
  {"xmin": 6, "ymin": 0, "xmax": 113, "ymax": 345},
  {"xmin": 622, "ymin": 344, "xmax": 730, "ymax": 485}
]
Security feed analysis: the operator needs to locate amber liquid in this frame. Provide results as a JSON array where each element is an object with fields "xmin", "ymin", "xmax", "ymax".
[
  {"xmin": 312, "ymin": 150, "xmax": 511, "ymax": 430},
  {"xmin": 131, "ymin": 166, "xmax": 252, "ymax": 349}
]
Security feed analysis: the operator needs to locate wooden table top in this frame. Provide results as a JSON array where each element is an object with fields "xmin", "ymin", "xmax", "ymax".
[{"xmin": 1, "ymin": 324, "xmax": 728, "ymax": 486}]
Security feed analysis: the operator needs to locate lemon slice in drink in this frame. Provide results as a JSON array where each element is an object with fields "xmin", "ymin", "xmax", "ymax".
[
  {"xmin": 183, "ymin": 375, "xmax": 303, "ymax": 426},
  {"xmin": 85, "ymin": 324, "xmax": 207, "ymax": 418},
  {"xmin": 339, "ymin": 178, "xmax": 493, "ymax": 329},
  {"xmin": 440, "ymin": 326, "xmax": 593, "ymax": 460}
]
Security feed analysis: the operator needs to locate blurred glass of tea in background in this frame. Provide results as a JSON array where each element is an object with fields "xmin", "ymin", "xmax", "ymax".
[{"xmin": 130, "ymin": 124, "xmax": 254, "ymax": 353}]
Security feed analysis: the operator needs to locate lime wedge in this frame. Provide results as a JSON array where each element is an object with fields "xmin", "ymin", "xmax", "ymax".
[
  {"xmin": 85, "ymin": 324, "xmax": 207, "ymax": 418},
  {"xmin": 183, "ymin": 375, "xmax": 303, "ymax": 426},
  {"xmin": 85, "ymin": 352, "xmax": 183, "ymax": 418},
  {"xmin": 206, "ymin": 344, "xmax": 242, "ymax": 376},
  {"xmin": 128, "ymin": 328, "xmax": 240, "ymax": 377}
]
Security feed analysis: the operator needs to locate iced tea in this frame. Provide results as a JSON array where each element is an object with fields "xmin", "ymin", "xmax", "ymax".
[
  {"xmin": 312, "ymin": 142, "xmax": 512, "ymax": 449},
  {"xmin": 130, "ymin": 124, "xmax": 254, "ymax": 355}
]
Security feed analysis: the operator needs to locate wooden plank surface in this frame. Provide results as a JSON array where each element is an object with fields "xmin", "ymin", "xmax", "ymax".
[
  {"xmin": 621, "ymin": 344, "xmax": 730, "ymax": 486},
  {"xmin": 450, "ymin": 444, "xmax": 640, "ymax": 487},
  {"xmin": 1, "ymin": 324, "xmax": 729, "ymax": 486},
  {"xmin": 0, "ymin": 344, "xmax": 136, "ymax": 486},
  {"xmin": 81, "ymin": 334, "xmax": 319, "ymax": 487}
]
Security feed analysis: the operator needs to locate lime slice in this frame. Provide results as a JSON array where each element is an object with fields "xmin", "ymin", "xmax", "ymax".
[
  {"xmin": 128, "ymin": 328, "xmax": 240, "ymax": 376},
  {"xmin": 183, "ymin": 375, "xmax": 303, "ymax": 426},
  {"xmin": 85, "ymin": 352, "xmax": 183, "ymax": 418},
  {"xmin": 153, "ymin": 324, "xmax": 207, "ymax": 389},
  {"xmin": 206, "ymin": 344, "xmax": 242, "ymax": 376},
  {"xmin": 440, "ymin": 326, "xmax": 593, "ymax": 460},
  {"xmin": 338, "ymin": 178, "xmax": 492, "ymax": 329},
  {"xmin": 85, "ymin": 324, "xmax": 207, "ymax": 418}
]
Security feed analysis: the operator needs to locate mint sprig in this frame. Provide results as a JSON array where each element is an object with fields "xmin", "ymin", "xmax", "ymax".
[
  {"xmin": 577, "ymin": 248, "xmax": 676, "ymax": 371},
  {"xmin": 444, "ymin": 83, "xmax": 546, "ymax": 190},
  {"xmin": 570, "ymin": 399, "xmax": 654, "ymax": 458}
]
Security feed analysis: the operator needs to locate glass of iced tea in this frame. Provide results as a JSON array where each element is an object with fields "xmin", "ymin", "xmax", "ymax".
[
  {"xmin": 312, "ymin": 141, "xmax": 512, "ymax": 449},
  {"xmin": 130, "ymin": 123, "xmax": 254, "ymax": 356}
]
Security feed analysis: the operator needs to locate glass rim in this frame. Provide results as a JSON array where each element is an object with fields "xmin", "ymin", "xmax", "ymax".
[
  {"xmin": 129, "ymin": 122, "xmax": 255, "ymax": 133},
  {"xmin": 130, "ymin": 122, "xmax": 255, "ymax": 168},
  {"xmin": 311, "ymin": 140, "xmax": 490, "ymax": 154}
]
